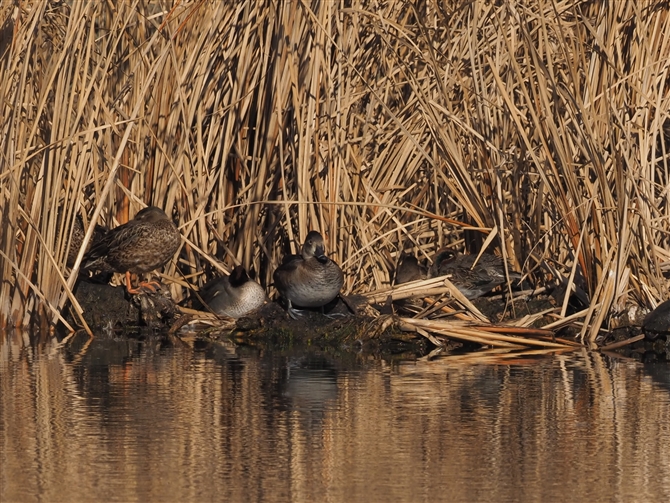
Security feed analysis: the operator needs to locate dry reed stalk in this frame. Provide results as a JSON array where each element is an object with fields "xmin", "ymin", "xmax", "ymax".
[
  {"xmin": 419, "ymin": 347, "xmax": 580, "ymax": 365},
  {"xmin": 363, "ymin": 274, "xmax": 491, "ymax": 321},
  {"xmin": 402, "ymin": 317, "xmax": 572, "ymax": 349},
  {"xmin": 598, "ymin": 334, "xmax": 646, "ymax": 352},
  {"xmin": 0, "ymin": 0, "xmax": 668, "ymax": 342}
]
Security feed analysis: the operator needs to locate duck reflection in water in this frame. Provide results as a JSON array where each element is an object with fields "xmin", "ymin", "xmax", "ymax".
[{"xmin": 282, "ymin": 355, "xmax": 338, "ymax": 429}]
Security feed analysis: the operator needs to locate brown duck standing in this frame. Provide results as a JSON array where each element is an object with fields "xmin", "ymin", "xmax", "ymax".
[
  {"xmin": 83, "ymin": 206, "xmax": 181, "ymax": 294},
  {"xmin": 273, "ymin": 230, "xmax": 344, "ymax": 319}
]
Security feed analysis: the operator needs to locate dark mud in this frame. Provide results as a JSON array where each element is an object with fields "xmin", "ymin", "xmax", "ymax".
[
  {"xmin": 606, "ymin": 325, "xmax": 670, "ymax": 363},
  {"xmin": 66, "ymin": 279, "xmax": 176, "ymax": 332},
  {"xmin": 64, "ymin": 280, "xmax": 447, "ymax": 357},
  {"xmin": 62, "ymin": 279, "xmax": 670, "ymax": 361}
]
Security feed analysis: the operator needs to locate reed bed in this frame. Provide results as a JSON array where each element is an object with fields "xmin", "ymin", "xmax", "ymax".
[{"xmin": 1, "ymin": 0, "xmax": 669, "ymax": 344}]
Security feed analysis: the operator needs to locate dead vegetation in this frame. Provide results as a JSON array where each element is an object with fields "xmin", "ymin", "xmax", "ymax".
[{"xmin": 1, "ymin": 0, "xmax": 669, "ymax": 348}]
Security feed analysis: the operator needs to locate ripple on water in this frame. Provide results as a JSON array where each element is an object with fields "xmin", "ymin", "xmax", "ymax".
[{"xmin": 2, "ymin": 333, "xmax": 670, "ymax": 503}]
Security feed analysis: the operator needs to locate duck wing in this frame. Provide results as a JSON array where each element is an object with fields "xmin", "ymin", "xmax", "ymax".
[{"xmin": 82, "ymin": 220, "xmax": 143, "ymax": 271}]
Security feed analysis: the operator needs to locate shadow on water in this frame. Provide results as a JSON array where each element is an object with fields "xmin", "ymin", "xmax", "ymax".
[{"xmin": 2, "ymin": 329, "xmax": 670, "ymax": 503}]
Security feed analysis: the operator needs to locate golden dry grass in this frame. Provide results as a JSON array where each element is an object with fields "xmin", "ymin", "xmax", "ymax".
[{"xmin": 1, "ymin": 0, "xmax": 669, "ymax": 342}]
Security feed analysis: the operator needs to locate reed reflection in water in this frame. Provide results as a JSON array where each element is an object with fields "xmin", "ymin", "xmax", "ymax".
[{"xmin": 2, "ymin": 331, "xmax": 670, "ymax": 503}]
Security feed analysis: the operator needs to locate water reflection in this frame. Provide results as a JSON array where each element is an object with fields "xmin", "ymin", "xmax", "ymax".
[
  {"xmin": 284, "ymin": 356, "xmax": 338, "ymax": 416},
  {"xmin": 1, "ymin": 330, "xmax": 670, "ymax": 503}
]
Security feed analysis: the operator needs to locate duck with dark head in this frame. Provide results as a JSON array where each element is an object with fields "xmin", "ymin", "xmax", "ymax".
[
  {"xmin": 273, "ymin": 230, "xmax": 344, "ymax": 319},
  {"xmin": 197, "ymin": 265, "xmax": 267, "ymax": 318}
]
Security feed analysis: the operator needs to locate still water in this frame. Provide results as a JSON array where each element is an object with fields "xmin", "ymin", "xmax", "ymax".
[{"xmin": 2, "ymin": 330, "xmax": 670, "ymax": 503}]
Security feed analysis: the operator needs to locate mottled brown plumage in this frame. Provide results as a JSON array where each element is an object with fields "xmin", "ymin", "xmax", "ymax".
[
  {"xmin": 66, "ymin": 217, "xmax": 107, "ymax": 268},
  {"xmin": 428, "ymin": 250, "xmax": 521, "ymax": 299},
  {"xmin": 394, "ymin": 254, "xmax": 427, "ymax": 285},
  {"xmin": 273, "ymin": 231, "xmax": 344, "ymax": 319},
  {"xmin": 83, "ymin": 206, "xmax": 181, "ymax": 293}
]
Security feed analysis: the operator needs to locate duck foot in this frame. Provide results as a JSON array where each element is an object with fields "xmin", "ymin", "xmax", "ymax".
[
  {"xmin": 136, "ymin": 281, "xmax": 162, "ymax": 294},
  {"xmin": 287, "ymin": 307, "xmax": 346, "ymax": 320},
  {"xmin": 288, "ymin": 307, "xmax": 304, "ymax": 320},
  {"xmin": 124, "ymin": 271, "xmax": 162, "ymax": 295}
]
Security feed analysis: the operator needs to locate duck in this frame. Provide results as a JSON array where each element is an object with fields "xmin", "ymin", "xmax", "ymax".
[
  {"xmin": 273, "ymin": 230, "xmax": 344, "ymax": 319},
  {"xmin": 197, "ymin": 265, "xmax": 267, "ymax": 318},
  {"xmin": 83, "ymin": 206, "xmax": 181, "ymax": 294},
  {"xmin": 394, "ymin": 253, "xmax": 427, "ymax": 285},
  {"xmin": 428, "ymin": 249, "xmax": 521, "ymax": 299},
  {"xmin": 66, "ymin": 216, "xmax": 107, "ymax": 268}
]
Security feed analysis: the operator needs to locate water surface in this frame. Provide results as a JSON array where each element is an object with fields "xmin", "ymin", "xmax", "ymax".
[{"xmin": 2, "ymin": 331, "xmax": 670, "ymax": 503}]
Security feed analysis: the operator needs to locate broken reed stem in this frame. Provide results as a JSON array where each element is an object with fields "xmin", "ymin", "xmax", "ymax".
[{"xmin": 401, "ymin": 317, "xmax": 573, "ymax": 349}]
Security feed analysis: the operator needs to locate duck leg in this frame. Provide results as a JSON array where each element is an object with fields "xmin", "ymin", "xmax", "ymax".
[
  {"xmin": 321, "ymin": 294, "xmax": 350, "ymax": 318},
  {"xmin": 287, "ymin": 300, "xmax": 304, "ymax": 320},
  {"xmin": 124, "ymin": 271, "xmax": 138, "ymax": 293},
  {"xmin": 322, "ymin": 305, "xmax": 347, "ymax": 318}
]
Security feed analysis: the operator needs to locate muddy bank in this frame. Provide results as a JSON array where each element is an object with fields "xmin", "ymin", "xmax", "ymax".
[
  {"xmin": 65, "ymin": 279, "xmax": 450, "ymax": 356},
  {"xmin": 63, "ymin": 279, "xmax": 670, "ymax": 361},
  {"xmin": 605, "ymin": 325, "xmax": 670, "ymax": 362},
  {"xmin": 66, "ymin": 279, "xmax": 176, "ymax": 333},
  {"xmin": 184, "ymin": 300, "xmax": 440, "ymax": 358}
]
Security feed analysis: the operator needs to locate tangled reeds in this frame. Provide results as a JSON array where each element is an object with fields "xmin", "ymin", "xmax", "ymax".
[{"xmin": 1, "ymin": 0, "xmax": 669, "ymax": 345}]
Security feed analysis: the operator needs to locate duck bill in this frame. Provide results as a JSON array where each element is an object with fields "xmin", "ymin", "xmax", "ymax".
[{"xmin": 314, "ymin": 245, "xmax": 328, "ymax": 263}]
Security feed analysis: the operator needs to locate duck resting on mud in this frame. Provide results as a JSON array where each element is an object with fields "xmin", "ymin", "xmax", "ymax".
[
  {"xmin": 196, "ymin": 265, "xmax": 267, "ymax": 318},
  {"xmin": 428, "ymin": 249, "xmax": 521, "ymax": 299},
  {"xmin": 273, "ymin": 230, "xmax": 344, "ymax": 319}
]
